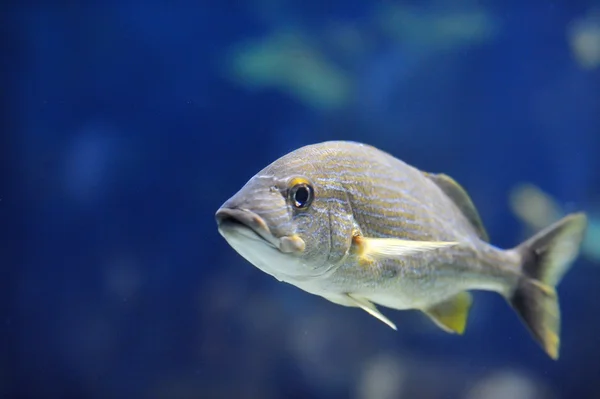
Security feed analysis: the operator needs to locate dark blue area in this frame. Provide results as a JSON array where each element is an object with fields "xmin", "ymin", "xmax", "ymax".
[{"xmin": 4, "ymin": 2, "xmax": 600, "ymax": 398}]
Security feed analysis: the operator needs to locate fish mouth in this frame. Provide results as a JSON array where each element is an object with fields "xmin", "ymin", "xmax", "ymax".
[
  {"xmin": 216, "ymin": 207, "xmax": 280, "ymax": 249},
  {"xmin": 216, "ymin": 207, "xmax": 306, "ymax": 254}
]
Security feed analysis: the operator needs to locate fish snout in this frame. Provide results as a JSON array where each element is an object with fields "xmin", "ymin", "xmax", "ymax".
[
  {"xmin": 215, "ymin": 206, "xmax": 305, "ymax": 254},
  {"xmin": 216, "ymin": 207, "xmax": 270, "ymax": 236}
]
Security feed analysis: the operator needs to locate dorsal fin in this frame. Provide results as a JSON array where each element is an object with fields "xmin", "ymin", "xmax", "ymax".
[{"xmin": 423, "ymin": 172, "xmax": 489, "ymax": 242}]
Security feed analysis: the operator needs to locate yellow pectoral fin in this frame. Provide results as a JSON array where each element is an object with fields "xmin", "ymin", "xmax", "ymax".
[
  {"xmin": 346, "ymin": 294, "xmax": 397, "ymax": 330},
  {"xmin": 424, "ymin": 292, "xmax": 473, "ymax": 335},
  {"xmin": 354, "ymin": 236, "xmax": 459, "ymax": 262}
]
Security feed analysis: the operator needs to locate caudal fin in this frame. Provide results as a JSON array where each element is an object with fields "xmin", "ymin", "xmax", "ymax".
[{"xmin": 510, "ymin": 212, "xmax": 587, "ymax": 360}]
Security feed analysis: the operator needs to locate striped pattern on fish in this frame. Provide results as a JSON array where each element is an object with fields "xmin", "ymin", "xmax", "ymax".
[{"xmin": 216, "ymin": 141, "xmax": 587, "ymax": 360}]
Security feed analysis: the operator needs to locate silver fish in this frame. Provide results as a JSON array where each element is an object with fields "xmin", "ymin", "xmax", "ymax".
[{"xmin": 216, "ymin": 141, "xmax": 587, "ymax": 359}]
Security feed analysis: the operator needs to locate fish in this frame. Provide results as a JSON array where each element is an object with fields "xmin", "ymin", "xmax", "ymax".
[{"xmin": 215, "ymin": 141, "xmax": 587, "ymax": 359}]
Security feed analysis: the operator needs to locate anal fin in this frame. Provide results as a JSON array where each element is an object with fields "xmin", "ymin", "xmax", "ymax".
[
  {"xmin": 346, "ymin": 294, "xmax": 397, "ymax": 330},
  {"xmin": 423, "ymin": 292, "xmax": 473, "ymax": 335}
]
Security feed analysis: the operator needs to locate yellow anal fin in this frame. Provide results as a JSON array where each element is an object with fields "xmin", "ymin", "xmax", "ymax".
[
  {"xmin": 423, "ymin": 291, "xmax": 473, "ymax": 335},
  {"xmin": 346, "ymin": 294, "xmax": 397, "ymax": 330},
  {"xmin": 353, "ymin": 235, "xmax": 458, "ymax": 262}
]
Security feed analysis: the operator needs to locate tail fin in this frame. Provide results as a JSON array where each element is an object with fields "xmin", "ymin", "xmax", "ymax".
[{"xmin": 510, "ymin": 212, "xmax": 587, "ymax": 360}]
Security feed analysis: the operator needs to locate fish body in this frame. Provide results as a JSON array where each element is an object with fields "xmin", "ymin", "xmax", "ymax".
[{"xmin": 216, "ymin": 141, "xmax": 587, "ymax": 359}]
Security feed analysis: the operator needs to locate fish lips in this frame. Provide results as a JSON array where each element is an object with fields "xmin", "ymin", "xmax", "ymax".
[{"xmin": 215, "ymin": 207, "xmax": 304, "ymax": 254}]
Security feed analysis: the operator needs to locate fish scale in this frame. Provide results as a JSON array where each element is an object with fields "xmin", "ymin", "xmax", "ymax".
[{"xmin": 216, "ymin": 141, "xmax": 587, "ymax": 360}]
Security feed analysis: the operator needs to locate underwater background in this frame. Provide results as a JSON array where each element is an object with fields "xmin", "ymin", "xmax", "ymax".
[{"xmin": 4, "ymin": 1, "xmax": 600, "ymax": 398}]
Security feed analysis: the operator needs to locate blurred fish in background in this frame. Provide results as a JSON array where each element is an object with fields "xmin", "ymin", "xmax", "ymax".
[
  {"xmin": 510, "ymin": 183, "xmax": 600, "ymax": 262},
  {"xmin": 4, "ymin": 1, "xmax": 600, "ymax": 399},
  {"xmin": 567, "ymin": 7, "xmax": 600, "ymax": 70}
]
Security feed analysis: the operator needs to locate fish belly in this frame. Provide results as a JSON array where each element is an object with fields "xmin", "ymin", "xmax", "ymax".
[
  {"xmin": 364, "ymin": 285, "xmax": 465, "ymax": 311},
  {"xmin": 359, "ymin": 264, "xmax": 507, "ymax": 311}
]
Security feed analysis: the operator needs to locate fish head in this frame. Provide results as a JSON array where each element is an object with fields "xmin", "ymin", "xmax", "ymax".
[{"xmin": 216, "ymin": 151, "xmax": 356, "ymax": 282}]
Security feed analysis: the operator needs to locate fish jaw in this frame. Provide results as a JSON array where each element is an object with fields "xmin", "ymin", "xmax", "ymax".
[
  {"xmin": 216, "ymin": 207, "xmax": 280, "ymax": 249},
  {"xmin": 216, "ymin": 207, "xmax": 306, "ymax": 254},
  {"xmin": 215, "ymin": 206, "xmax": 309, "ymax": 282}
]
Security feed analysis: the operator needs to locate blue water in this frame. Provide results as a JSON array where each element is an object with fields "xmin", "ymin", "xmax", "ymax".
[{"xmin": 5, "ymin": 2, "xmax": 600, "ymax": 398}]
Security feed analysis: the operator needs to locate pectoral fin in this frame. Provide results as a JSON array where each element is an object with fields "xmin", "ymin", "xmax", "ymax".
[
  {"xmin": 354, "ymin": 235, "xmax": 458, "ymax": 262},
  {"xmin": 423, "ymin": 292, "xmax": 473, "ymax": 334},
  {"xmin": 346, "ymin": 294, "xmax": 397, "ymax": 330}
]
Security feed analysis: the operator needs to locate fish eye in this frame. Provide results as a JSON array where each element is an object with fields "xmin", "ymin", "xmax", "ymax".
[{"xmin": 288, "ymin": 178, "xmax": 314, "ymax": 209}]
